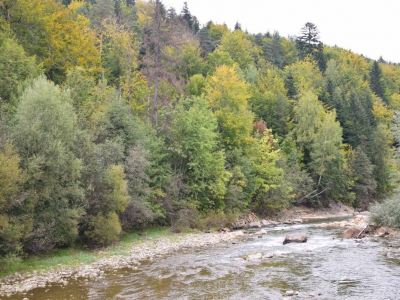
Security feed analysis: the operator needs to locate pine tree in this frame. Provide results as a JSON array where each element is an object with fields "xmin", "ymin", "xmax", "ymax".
[
  {"xmin": 234, "ymin": 21, "xmax": 241, "ymax": 31},
  {"xmin": 369, "ymin": 60, "xmax": 388, "ymax": 104},
  {"xmin": 296, "ymin": 22, "xmax": 321, "ymax": 58}
]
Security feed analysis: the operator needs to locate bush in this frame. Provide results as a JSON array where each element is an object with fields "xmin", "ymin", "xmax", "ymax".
[
  {"xmin": 86, "ymin": 213, "xmax": 122, "ymax": 246},
  {"xmin": 170, "ymin": 209, "xmax": 239, "ymax": 232},
  {"xmin": 370, "ymin": 196, "xmax": 400, "ymax": 228},
  {"xmin": 0, "ymin": 253, "xmax": 22, "ymax": 273}
]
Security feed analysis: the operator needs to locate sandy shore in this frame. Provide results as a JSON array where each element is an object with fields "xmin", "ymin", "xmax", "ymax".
[{"xmin": 0, "ymin": 231, "xmax": 244, "ymax": 297}]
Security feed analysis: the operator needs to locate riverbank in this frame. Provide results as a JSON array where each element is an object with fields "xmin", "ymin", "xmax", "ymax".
[
  {"xmin": 0, "ymin": 230, "xmax": 245, "ymax": 297},
  {"xmin": 0, "ymin": 203, "xmax": 356, "ymax": 298}
]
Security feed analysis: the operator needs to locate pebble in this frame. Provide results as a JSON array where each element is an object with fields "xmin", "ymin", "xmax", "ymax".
[{"xmin": 0, "ymin": 232, "xmax": 243, "ymax": 297}]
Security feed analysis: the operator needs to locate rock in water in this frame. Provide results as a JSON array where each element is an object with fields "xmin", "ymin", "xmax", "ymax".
[
  {"xmin": 283, "ymin": 233, "xmax": 307, "ymax": 245},
  {"xmin": 342, "ymin": 227, "xmax": 363, "ymax": 239}
]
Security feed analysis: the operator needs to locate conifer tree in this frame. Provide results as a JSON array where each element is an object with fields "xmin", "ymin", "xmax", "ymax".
[{"xmin": 370, "ymin": 60, "xmax": 388, "ymax": 104}]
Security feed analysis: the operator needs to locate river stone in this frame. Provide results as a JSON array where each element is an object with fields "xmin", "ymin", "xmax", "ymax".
[
  {"xmin": 263, "ymin": 253, "xmax": 273, "ymax": 259},
  {"xmin": 342, "ymin": 227, "xmax": 363, "ymax": 239},
  {"xmin": 230, "ymin": 230, "xmax": 245, "ymax": 237},
  {"xmin": 254, "ymin": 229, "xmax": 267, "ymax": 235},
  {"xmin": 249, "ymin": 221, "xmax": 262, "ymax": 228},
  {"xmin": 283, "ymin": 233, "xmax": 307, "ymax": 244},
  {"xmin": 246, "ymin": 252, "xmax": 263, "ymax": 260},
  {"xmin": 261, "ymin": 220, "xmax": 269, "ymax": 226},
  {"xmin": 377, "ymin": 227, "xmax": 389, "ymax": 237},
  {"xmin": 285, "ymin": 290, "xmax": 294, "ymax": 296}
]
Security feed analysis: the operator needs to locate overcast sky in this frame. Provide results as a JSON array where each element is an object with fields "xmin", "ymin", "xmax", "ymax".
[{"xmin": 162, "ymin": 0, "xmax": 400, "ymax": 63}]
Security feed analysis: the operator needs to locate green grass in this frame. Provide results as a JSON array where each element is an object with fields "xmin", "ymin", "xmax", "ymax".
[{"xmin": 0, "ymin": 226, "xmax": 173, "ymax": 279}]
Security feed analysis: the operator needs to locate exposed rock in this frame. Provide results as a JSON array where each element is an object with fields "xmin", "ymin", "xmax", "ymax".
[
  {"xmin": 230, "ymin": 230, "xmax": 245, "ymax": 237},
  {"xmin": 285, "ymin": 290, "xmax": 294, "ymax": 296},
  {"xmin": 263, "ymin": 253, "xmax": 274, "ymax": 259},
  {"xmin": 342, "ymin": 227, "xmax": 364, "ymax": 239},
  {"xmin": 261, "ymin": 220, "xmax": 269, "ymax": 226},
  {"xmin": 377, "ymin": 227, "xmax": 389, "ymax": 237},
  {"xmin": 283, "ymin": 233, "xmax": 307, "ymax": 244},
  {"xmin": 291, "ymin": 219, "xmax": 302, "ymax": 223},
  {"xmin": 254, "ymin": 229, "xmax": 267, "ymax": 235},
  {"xmin": 315, "ymin": 222, "xmax": 329, "ymax": 228},
  {"xmin": 246, "ymin": 252, "xmax": 263, "ymax": 260},
  {"xmin": 232, "ymin": 213, "xmax": 260, "ymax": 229},
  {"xmin": 249, "ymin": 221, "xmax": 262, "ymax": 228}
]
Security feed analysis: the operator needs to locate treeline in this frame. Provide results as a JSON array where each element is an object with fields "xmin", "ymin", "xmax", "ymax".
[{"xmin": 1, "ymin": 0, "xmax": 400, "ymax": 269}]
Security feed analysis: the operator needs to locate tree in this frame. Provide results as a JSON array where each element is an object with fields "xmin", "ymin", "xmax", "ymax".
[
  {"xmin": 218, "ymin": 29, "xmax": 255, "ymax": 70},
  {"xmin": 296, "ymin": 22, "xmax": 326, "ymax": 71},
  {"xmin": 205, "ymin": 65, "xmax": 254, "ymax": 150},
  {"xmin": 5, "ymin": 0, "xmax": 100, "ymax": 83},
  {"xmin": 250, "ymin": 131, "xmax": 286, "ymax": 215},
  {"xmin": 296, "ymin": 22, "xmax": 321, "ymax": 58},
  {"xmin": 0, "ymin": 36, "xmax": 41, "ymax": 103},
  {"xmin": 263, "ymin": 32, "xmax": 283, "ymax": 68},
  {"xmin": 348, "ymin": 146, "xmax": 377, "ymax": 208},
  {"xmin": 180, "ymin": 2, "xmax": 198, "ymax": 32},
  {"xmin": 14, "ymin": 76, "xmax": 84, "ymax": 253},
  {"xmin": 291, "ymin": 92, "xmax": 346, "ymax": 203},
  {"xmin": 140, "ymin": 0, "xmax": 185, "ymax": 126},
  {"xmin": 0, "ymin": 144, "xmax": 30, "ymax": 271},
  {"xmin": 196, "ymin": 26, "xmax": 214, "ymax": 57},
  {"xmin": 162, "ymin": 97, "xmax": 230, "ymax": 211},
  {"xmin": 309, "ymin": 110, "xmax": 345, "ymax": 200},
  {"xmin": 370, "ymin": 60, "xmax": 388, "ymax": 104},
  {"xmin": 234, "ymin": 21, "xmax": 241, "ymax": 31}
]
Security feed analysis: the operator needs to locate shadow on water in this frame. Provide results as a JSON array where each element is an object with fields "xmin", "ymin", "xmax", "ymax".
[{"xmin": 8, "ymin": 220, "xmax": 400, "ymax": 300}]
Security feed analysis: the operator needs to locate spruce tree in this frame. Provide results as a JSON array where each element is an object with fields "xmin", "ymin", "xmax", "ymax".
[{"xmin": 370, "ymin": 60, "xmax": 388, "ymax": 104}]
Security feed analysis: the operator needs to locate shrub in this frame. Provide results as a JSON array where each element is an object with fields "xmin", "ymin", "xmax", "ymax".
[
  {"xmin": 370, "ymin": 196, "xmax": 400, "ymax": 228},
  {"xmin": 86, "ymin": 212, "xmax": 122, "ymax": 246}
]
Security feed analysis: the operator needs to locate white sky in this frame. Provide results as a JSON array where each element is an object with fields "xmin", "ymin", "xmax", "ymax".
[{"xmin": 162, "ymin": 0, "xmax": 400, "ymax": 63}]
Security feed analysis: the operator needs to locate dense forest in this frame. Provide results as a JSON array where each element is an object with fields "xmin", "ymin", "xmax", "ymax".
[{"xmin": 1, "ymin": 0, "xmax": 400, "ymax": 269}]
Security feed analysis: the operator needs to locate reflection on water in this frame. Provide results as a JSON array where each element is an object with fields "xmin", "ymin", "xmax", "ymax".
[{"xmin": 9, "ymin": 222, "xmax": 400, "ymax": 300}]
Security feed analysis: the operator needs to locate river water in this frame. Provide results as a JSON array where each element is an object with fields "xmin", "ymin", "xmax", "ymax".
[{"xmin": 10, "ymin": 220, "xmax": 400, "ymax": 300}]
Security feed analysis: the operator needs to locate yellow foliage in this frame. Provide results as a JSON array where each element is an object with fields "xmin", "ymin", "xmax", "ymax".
[
  {"xmin": 391, "ymin": 93, "xmax": 400, "ymax": 109},
  {"xmin": 136, "ymin": 0, "xmax": 154, "ymax": 28},
  {"xmin": 209, "ymin": 23, "xmax": 230, "ymax": 43},
  {"xmin": 284, "ymin": 59, "xmax": 323, "ymax": 97},
  {"xmin": 68, "ymin": 0, "xmax": 86, "ymax": 12},
  {"xmin": 205, "ymin": 65, "xmax": 254, "ymax": 149},
  {"xmin": 0, "ymin": 145, "xmax": 24, "ymax": 211},
  {"xmin": 218, "ymin": 30, "xmax": 255, "ymax": 70},
  {"xmin": 107, "ymin": 165, "xmax": 129, "ymax": 213},
  {"xmin": 373, "ymin": 99, "xmax": 394, "ymax": 126}
]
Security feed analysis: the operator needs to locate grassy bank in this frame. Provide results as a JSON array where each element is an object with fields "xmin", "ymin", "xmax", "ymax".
[{"xmin": 0, "ymin": 227, "xmax": 172, "ymax": 278}]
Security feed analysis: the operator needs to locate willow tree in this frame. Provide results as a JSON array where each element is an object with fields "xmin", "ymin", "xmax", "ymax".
[{"xmin": 14, "ymin": 76, "xmax": 84, "ymax": 253}]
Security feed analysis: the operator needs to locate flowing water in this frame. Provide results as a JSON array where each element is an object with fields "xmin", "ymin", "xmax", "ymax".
[{"xmin": 9, "ymin": 220, "xmax": 400, "ymax": 300}]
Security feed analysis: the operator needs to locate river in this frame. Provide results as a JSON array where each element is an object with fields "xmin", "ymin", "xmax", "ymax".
[{"xmin": 9, "ymin": 220, "xmax": 400, "ymax": 300}]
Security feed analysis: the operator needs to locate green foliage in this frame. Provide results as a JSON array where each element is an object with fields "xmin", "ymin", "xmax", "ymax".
[
  {"xmin": 348, "ymin": 146, "xmax": 377, "ymax": 208},
  {"xmin": 14, "ymin": 76, "xmax": 84, "ymax": 253},
  {"xmin": 205, "ymin": 65, "xmax": 254, "ymax": 150},
  {"xmin": 86, "ymin": 212, "xmax": 122, "ymax": 246},
  {"xmin": 185, "ymin": 74, "xmax": 206, "ymax": 96},
  {"xmin": 0, "ymin": 36, "xmax": 41, "ymax": 103},
  {"xmin": 370, "ymin": 195, "xmax": 400, "ymax": 228},
  {"xmin": 250, "ymin": 132, "xmax": 287, "ymax": 215},
  {"xmin": 218, "ymin": 30, "xmax": 255, "ymax": 70},
  {"xmin": 1, "ymin": 2, "xmax": 400, "ymax": 263},
  {"xmin": 163, "ymin": 97, "xmax": 230, "ymax": 211},
  {"xmin": 0, "ymin": 161, "xmax": 28, "ymax": 269},
  {"xmin": 369, "ymin": 61, "xmax": 388, "ymax": 104}
]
